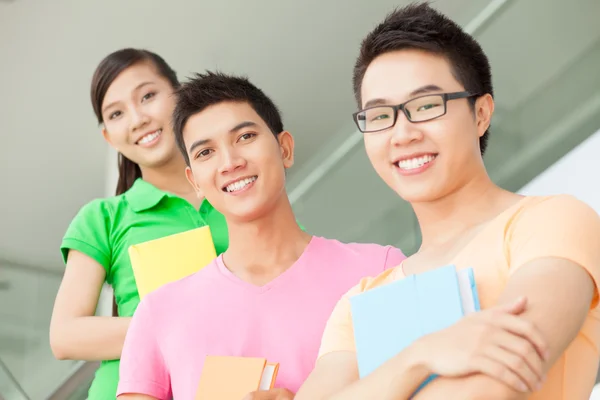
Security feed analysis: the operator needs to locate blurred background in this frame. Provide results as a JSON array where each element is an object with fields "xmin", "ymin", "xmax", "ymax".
[{"xmin": 1, "ymin": 0, "xmax": 600, "ymax": 398}]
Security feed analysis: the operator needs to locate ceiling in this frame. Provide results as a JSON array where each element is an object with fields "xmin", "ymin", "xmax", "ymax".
[{"xmin": 0, "ymin": 0, "xmax": 485, "ymax": 274}]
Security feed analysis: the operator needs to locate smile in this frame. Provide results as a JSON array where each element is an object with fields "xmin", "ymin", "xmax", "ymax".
[
  {"xmin": 136, "ymin": 129, "xmax": 162, "ymax": 145},
  {"xmin": 395, "ymin": 154, "xmax": 436, "ymax": 170},
  {"xmin": 223, "ymin": 176, "xmax": 258, "ymax": 193}
]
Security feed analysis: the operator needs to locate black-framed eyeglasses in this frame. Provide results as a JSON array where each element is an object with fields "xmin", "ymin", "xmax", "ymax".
[{"xmin": 353, "ymin": 91, "xmax": 479, "ymax": 133}]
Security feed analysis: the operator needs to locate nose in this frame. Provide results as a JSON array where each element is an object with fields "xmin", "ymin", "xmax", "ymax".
[
  {"xmin": 218, "ymin": 147, "xmax": 247, "ymax": 175},
  {"xmin": 129, "ymin": 105, "xmax": 150, "ymax": 132},
  {"xmin": 390, "ymin": 110, "xmax": 423, "ymax": 146}
]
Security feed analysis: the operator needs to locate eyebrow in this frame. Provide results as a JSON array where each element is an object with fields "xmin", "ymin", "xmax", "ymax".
[
  {"xmin": 187, "ymin": 120, "xmax": 259, "ymax": 154},
  {"xmin": 101, "ymin": 81, "xmax": 155, "ymax": 115},
  {"xmin": 363, "ymin": 84, "xmax": 444, "ymax": 109}
]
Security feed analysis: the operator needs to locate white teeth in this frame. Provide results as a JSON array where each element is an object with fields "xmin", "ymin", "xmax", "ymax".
[
  {"xmin": 225, "ymin": 176, "xmax": 257, "ymax": 193},
  {"xmin": 397, "ymin": 155, "xmax": 436, "ymax": 170},
  {"xmin": 138, "ymin": 129, "xmax": 162, "ymax": 144}
]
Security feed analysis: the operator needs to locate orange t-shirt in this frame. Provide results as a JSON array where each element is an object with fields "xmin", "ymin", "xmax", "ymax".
[{"xmin": 318, "ymin": 195, "xmax": 600, "ymax": 400}]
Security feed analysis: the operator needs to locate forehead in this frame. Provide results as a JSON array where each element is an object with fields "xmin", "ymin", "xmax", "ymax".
[
  {"xmin": 360, "ymin": 49, "xmax": 461, "ymax": 107},
  {"xmin": 102, "ymin": 62, "xmax": 163, "ymax": 106},
  {"xmin": 183, "ymin": 101, "xmax": 266, "ymax": 139}
]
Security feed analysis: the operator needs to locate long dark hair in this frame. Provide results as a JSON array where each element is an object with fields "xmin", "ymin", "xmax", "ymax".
[{"xmin": 90, "ymin": 48, "xmax": 180, "ymax": 195}]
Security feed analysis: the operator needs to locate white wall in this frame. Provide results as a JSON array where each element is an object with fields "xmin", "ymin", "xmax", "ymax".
[{"xmin": 519, "ymin": 128, "xmax": 600, "ymax": 214}]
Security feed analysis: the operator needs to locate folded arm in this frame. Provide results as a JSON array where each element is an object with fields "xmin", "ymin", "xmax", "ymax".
[
  {"xmin": 413, "ymin": 197, "xmax": 600, "ymax": 399},
  {"xmin": 412, "ymin": 257, "xmax": 595, "ymax": 400},
  {"xmin": 296, "ymin": 346, "xmax": 430, "ymax": 400}
]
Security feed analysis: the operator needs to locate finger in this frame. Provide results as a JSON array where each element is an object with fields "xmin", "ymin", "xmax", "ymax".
[
  {"xmin": 490, "ymin": 313, "xmax": 549, "ymax": 361},
  {"xmin": 469, "ymin": 355, "xmax": 530, "ymax": 393},
  {"xmin": 493, "ymin": 330, "xmax": 545, "ymax": 381},
  {"xmin": 497, "ymin": 296, "xmax": 527, "ymax": 315},
  {"xmin": 483, "ymin": 343, "xmax": 542, "ymax": 392}
]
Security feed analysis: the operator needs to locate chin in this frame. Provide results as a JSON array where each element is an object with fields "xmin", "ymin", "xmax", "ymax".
[
  {"xmin": 140, "ymin": 149, "xmax": 179, "ymax": 169},
  {"xmin": 226, "ymin": 203, "xmax": 269, "ymax": 222},
  {"xmin": 393, "ymin": 186, "xmax": 447, "ymax": 204}
]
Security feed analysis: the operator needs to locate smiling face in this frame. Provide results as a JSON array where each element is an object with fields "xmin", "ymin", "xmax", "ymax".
[
  {"xmin": 360, "ymin": 49, "xmax": 493, "ymax": 203},
  {"xmin": 183, "ymin": 101, "xmax": 294, "ymax": 221},
  {"xmin": 100, "ymin": 61, "xmax": 180, "ymax": 169}
]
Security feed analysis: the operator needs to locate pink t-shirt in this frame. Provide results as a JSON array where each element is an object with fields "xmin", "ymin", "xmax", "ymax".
[{"xmin": 117, "ymin": 236, "xmax": 405, "ymax": 399}]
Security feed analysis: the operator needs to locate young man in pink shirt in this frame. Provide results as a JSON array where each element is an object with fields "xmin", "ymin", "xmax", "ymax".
[{"xmin": 116, "ymin": 72, "xmax": 405, "ymax": 400}]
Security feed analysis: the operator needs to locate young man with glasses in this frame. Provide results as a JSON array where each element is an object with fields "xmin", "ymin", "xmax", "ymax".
[
  {"xmin": 115, "ymin": 72, "xmax": 405, "ymax": 400},
  {"xmin": 296, "ymin": 3, "xmax": 600, "ymax": 400}
]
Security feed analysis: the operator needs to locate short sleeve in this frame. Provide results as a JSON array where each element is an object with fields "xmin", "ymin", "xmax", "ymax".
[
  {"xmin": 60, "ymin": 199, "xmax": 113, "ymax": 274},
  {"xmin": 507, "ymin": 195, "xmax": 600, "ymax": 306},
  {"xmin": 117, "ymin": 296, "xmax": 171, "ymax": 399},
  {"xmin": 384, "ymin": 246, "xmax": 406, "ymax": 270},
  {"xmin": 317, "ymin": 284, "xmax": 362, "ymax": 359},
  {"xmin": 201, "ymin": 201, "xmax": 229, "ymax": 256}
]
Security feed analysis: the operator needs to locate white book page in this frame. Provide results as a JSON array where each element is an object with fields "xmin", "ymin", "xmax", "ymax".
[
  {"xmin": 259, "ymin": 364, "xmax": 276, "ymax": 390},
  {"xmin": 457, "ymin": 269, "xmax": 477, "ymax": 314}
]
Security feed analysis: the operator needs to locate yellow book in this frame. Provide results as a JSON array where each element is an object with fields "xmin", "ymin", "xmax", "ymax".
[
  {"xmin": 128, "ymin": 226, "xmax": 217, "ymax": 299},
  {"xmin": 196, "ymin": 356, "xmax": 279, "ymax": 400}
]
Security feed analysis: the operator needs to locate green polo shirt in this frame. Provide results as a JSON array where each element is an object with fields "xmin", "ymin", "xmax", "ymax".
[{"xmin": 60, "ymin": 178, "xmax": 228, "ymax": 400}]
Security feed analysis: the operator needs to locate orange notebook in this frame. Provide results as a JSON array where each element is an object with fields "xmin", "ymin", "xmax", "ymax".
[{"xmin": 196, "ymin": 356, "xmax": 279, "ymax": 400}]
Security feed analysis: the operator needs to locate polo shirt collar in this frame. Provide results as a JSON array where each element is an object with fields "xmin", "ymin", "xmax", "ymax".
[{"xmin": 125, "ymin": 178, "xmax": 168, "ymax": 212}]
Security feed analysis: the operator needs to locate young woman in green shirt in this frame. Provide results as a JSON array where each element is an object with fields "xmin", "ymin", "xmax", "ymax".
[{"xmin": 49, "ymin": 48, "xmax": 229, "ymax": 400}]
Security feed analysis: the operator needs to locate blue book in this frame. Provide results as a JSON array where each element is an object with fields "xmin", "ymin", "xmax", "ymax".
[{"xmin": 350, "ymin": 265, "xmax": 480, "ymax": 380}]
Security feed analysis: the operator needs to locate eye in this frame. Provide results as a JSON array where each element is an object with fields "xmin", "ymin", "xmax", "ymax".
[
  {"xmin": 195, "ymin": 148, "xmax": 213, "ymax": 160},
  {"xmin": 238, "ymin": 132, "xmax": 256, "ymax": 141},
  {"xmin": 417, "ymin": 103, "xmax": 441, "ymax": 112},
  {"xmin": 109, "ymin": 110, "xmax": 122, "ymax": 120},
  {"xmin": 371, "ymin": 113, "xmax": 391, "ymax": 122},
  {"xmin": 141, "ymin": 92, "xmax": 156, "ymax": 102}
]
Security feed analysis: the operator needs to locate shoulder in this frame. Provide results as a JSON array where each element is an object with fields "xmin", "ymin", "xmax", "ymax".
[
  {"xmin": 512, "ymin": 194, "xmax": 599, "ymax": 225},
  {"xmin": 311, "ymin": 237, "xmax": 405, "ymax": 273},
  {"xmin": 63, "ymin": 196, "xmax": 124, "ymax": 240},
  {"xmin": 313, "ymin": 236, "xmax": 402, "ymax": 259},
  {"xmin": 71, "ymin": 195, "xmax": 128, "ymax": 222},
  {"xmin": 505, "ymin": 195, "xmax": 600, "ymax": 243},
  {"xmin": 505, "ymin": 195, "xmax": 600, "ymax": 287}
]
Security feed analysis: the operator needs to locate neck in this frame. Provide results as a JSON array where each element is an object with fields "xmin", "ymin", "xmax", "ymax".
[
  {"xmin": 223, "ymin": 195, "xmax": 311, "ymax": 279},
  {"xmin": 140, "ymin": 155, "xmax": 198, "ymax": 201},
  {"xmin": 412, "ymin": 169, "xmax": 517, "ymax": 249}
]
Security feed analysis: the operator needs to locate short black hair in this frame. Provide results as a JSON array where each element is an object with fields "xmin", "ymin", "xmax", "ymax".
[
  {"xmin": 173, "ymin": 71, "xmax": 284, "ymax": 165},
  {"xmin": 353, "ymin": 2, "xmax": 494, "ymax": 155}
]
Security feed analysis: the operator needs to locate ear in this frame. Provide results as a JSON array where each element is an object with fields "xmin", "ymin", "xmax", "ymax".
[
  {"xmin": 277, "ymin": 131, "xmax": 295, "ymax": 169},
  {"xmin": 185, "ymin": 166, "xmax": 204, "ymax": 199},
  {"xmin": 476, "ymin": 94, "xmax": 494, "ymax": 138},
  {"xmin": 101, "ymin": 127, "xmax": 114, "ymax": 146}
]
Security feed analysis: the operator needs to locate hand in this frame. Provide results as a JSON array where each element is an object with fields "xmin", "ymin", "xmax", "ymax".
[
  {"xmin": 416, "ymin": 296, "xmax": 549, "ymax": 393},
  {"xmin": 242, "ymin": 388, "xmax": 295, "ymax": 400}
]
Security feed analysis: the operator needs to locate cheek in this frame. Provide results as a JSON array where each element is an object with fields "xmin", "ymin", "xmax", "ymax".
[
  {"xmin": 152, "ymin": 97, "xmax": 175, "ymax": 122},
  {"xmin": 364, "ymin": 136, "xmax": 391, "ymax": 176},
  {"xmin": 104, "ymin": 125, "xmax": 129, "ymax": 147},
  {"xmin": 190, "ymin": 165, "xmax": 216, "ymax": 190}
]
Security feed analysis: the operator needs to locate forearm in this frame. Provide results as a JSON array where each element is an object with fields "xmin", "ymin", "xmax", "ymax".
[
  {"xmin": 328, "ymin": 345, "xmax": 431, "ymax": 400},
  {"xmin": 51, "ymin": 316, "xmax": 131, "ymax": 361},
  {"xmin": 412, "ymin": 374, "xmax": 527, "ymax": 400}
]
